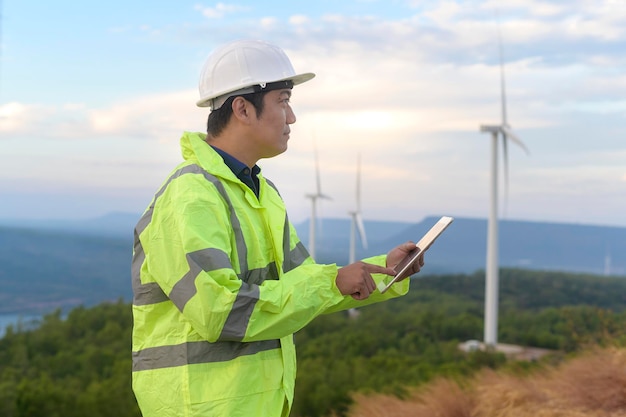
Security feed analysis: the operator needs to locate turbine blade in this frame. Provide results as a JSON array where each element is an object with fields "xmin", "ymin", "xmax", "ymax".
[
  {"xmin": 356, "ymin": 153, "xmax": 362, "ymax": 211},
  {"xmin": 314, "ymin": 146, "xmax": 322, "ymax": 196},
  {"xmin": 501, "ymin": 125, "xmax": 530, "ymax": 154},
  {"xmin": 355, "ymin": 213, "xmax": 368, "ymax": 249},
  {"xmin": 498, "ymin": 25, "xmax": 508, "ymax": 126}
]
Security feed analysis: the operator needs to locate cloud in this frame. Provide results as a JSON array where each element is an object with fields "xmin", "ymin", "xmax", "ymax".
[
  {"xmin": 0, "ymin": 102, "xmax": 31, "ymax": 131},
  {"xmin": 87, "ymin": 90, "xmax": 206, "ymax": 141},
  {"xmin": 3, "ymin": 4, "xmax": 624, "ymax": 166},
  {"xmin": 195, "ymin": 3, "xmax": 250, "ymax": 19},
  {"xmin": 3, "ymin": 0, "xmax": 626, "ymax": 226},
  {"xmin": 222, "ymin": 1, "xmax": 626, "ymax": 69},
  {"xmin": 5, "ymin": 3, "xmax": 624, "ymax": 154},
  {"xmin": 0, "ymin": 91, "xmax": 207, "ymax": 143},
  {"xmin": 289, "ymin": 15, "xmax": 310, "ymax": 26},
  {"xmin": 260, "ymin": 17, "xmax": 278, "ymax": 28},
  {"xmin": 0, "ymin": 101, "xmax": 69, "ymax": 138}
]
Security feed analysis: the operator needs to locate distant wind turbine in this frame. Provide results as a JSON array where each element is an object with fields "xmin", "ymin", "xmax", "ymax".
[
  {"xmin": 604, "ymin": 245, "xmax": 612, "ymax": 276},
  {"xmin": 305, "ymin": 144, "xmax": 331, "ymax": 260},
  {"xmin": 348, "ymin": 153, "xmax": 367, "ymax": 264},
  {"xmin": 479, "ymin": 24, "xmax": 529, "ymax": 348},
  {"xmin": 347, "ymin": 154, "xmax": 367, "ymax": 319}
]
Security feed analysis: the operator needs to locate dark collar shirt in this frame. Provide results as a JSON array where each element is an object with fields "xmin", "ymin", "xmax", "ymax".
[{"xmin": 210, "ymin": 145, "xmax": 261, "ymax": 198}]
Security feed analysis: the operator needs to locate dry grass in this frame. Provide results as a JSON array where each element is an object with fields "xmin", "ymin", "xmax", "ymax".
[
  {"xmin": 349, "ymin": 379, "xmax": 474, "ymax": 417},
  {"xmin": 347, "ymin": 348, "xmax": 626, "ymax": 417}
]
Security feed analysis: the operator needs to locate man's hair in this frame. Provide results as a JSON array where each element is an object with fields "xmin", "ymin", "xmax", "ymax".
[{"xmin": 207, "ymin": 91, "xmax": 267, "ymax": 137}]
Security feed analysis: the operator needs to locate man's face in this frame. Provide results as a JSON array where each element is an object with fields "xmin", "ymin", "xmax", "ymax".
[{"xmin": 249, "ymin": 88, "xmax": 296, "ymax": 159}]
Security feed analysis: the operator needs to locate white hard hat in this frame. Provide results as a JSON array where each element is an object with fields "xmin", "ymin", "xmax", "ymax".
[{"xmin": 196, "ymin": 39, "xmax": 315, "ymax": 109}]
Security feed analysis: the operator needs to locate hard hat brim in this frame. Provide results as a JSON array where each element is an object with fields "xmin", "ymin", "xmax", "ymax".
[{"xmin": 196, "ymin": 72, "xmax": 316, "ymax": 109}]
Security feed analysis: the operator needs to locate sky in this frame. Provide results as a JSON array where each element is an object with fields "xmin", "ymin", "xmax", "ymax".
[{"xmin": 1, "ymin": 0, "xmax": 625, "ymax": 228}]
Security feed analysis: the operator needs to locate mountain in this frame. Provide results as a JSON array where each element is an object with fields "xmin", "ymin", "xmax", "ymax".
[
  {"xmin": 0, "ymin": 211, "xmax": 139, "ymax": 238},
  {"xmin": 0, "ymin": 212, "xmax": 624, "ymax": 315},
  {"xmin": 0, "ymin": 226, "xmax": 133, "ymax": 314},
  {"xmin": 295, "ymin": 216, "xmax": 626, "ymax": 276}
]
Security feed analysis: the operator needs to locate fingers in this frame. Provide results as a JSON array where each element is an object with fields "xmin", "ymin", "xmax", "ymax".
[
  {"xmin": 398, "ymin": 241, "xmax": 425, "ymax": 273},
  {"xmin": 337, "ymin": 258, "xmax": 418, "ymax": 300},
  {"xmin": 358, "ymin": 263, "xmax": 396, "ymax": 298},
  {"xmin": 401, "ymin": 241, "xmax": 417, "ymax": 252},
  {"xmin": 410, "ymin": 252, "xmax": 425, "ymax": 275},
  {"xmin": 337, "ymin": 261, "xmax": 395, "ymax": 300},
  {"xmin": 363, "ymin": 262, "xmax": 396, "ymax": 277},
  {"xmin": 354, "ymin": 264, "xmax": 377, "ymax": 299},
  {"xmin": 351, "ymin": 291, "xmax": 368, "ymax": 300}
]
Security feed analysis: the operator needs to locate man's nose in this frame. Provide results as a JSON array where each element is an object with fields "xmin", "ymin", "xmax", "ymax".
[{"xmin": 287, "ymin": 105, "xmax": 296, "ymax": 124}]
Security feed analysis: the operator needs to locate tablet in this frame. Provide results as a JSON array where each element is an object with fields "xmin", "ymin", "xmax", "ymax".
[{"xmin": 379, "ymin": 216, "xmax": 454, "ymax": 293}]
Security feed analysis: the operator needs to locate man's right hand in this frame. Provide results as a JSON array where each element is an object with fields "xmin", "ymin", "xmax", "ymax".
[{"xmin": 336, "ymin": 262, "xmax": 396, "ymax": 300}]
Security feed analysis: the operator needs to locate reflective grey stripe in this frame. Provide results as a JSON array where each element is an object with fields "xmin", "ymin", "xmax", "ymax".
[
  {"xmin": 285, "ymin": 242, "xmax": 309, "ymax": 272},
  {"xmin": 219, "ymin": 282, "xmax": 260, "ymax": 341},
  {"xmin": 132, "ymin": 165, "xmax": 208, "ymax": 306},
  {"xmin": 281, "ymin": 213, "xmax": 310, "ymax": 273},
  {"xmin": 205, "ymin": 171, "xmax": 249, "ymax": 277},
  {"xmin": 131, "ymin": 163, "xmax": 288, "ymax": 354},
  {"xmin": 169, "ymin": 248, "xmax": 233, "ymax": 311},
  {"xmin": 218, "ymin": 262, "xmax": 279, "ymax": 340},
  {"xmin": 281, "ymin": 213, "xmax": 290, "ymax": 260},
  {"xmin": 241, "ymin": 262, "xmax": 279, "ymax": 285},
  {"xmin": 132, "ymin": 164, "xmax": 246, "ymax": 307},
  {"xmin": 132, "ymin": 222, "xmax": 168, "ymax": 306},
  {"xmin": 265, "ymin": 177, "xmax": 280, "ymax": 197},
  {"xmin": 132, "ymin": 339, "xmax": 280, "ymax": 372}
]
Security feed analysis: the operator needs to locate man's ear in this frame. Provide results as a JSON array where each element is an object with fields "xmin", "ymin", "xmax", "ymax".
[{"xmin": 231, "ymin": 97, "xmax": 252, "ymax": 124}]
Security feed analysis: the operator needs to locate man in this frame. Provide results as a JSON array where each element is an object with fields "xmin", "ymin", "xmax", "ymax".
[{"xmin": 131, "ymin": 39, "xmax": 424, "ymax": 417}]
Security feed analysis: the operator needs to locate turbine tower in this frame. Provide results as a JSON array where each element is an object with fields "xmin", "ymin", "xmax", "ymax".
[
  {"xmin": 348, "ymin": 153, "xmax": 367, "ymax": 264},
  {"xmin": 479, "ymin": 28, "xmax": 529, "ymax": 348},
  {"xmin": 305, "ymin": 145, "xmax": 331, "ymax": 260},
  {"xmin": 347, "ymin": 154, "xmax": 367, "ymax": 318}
]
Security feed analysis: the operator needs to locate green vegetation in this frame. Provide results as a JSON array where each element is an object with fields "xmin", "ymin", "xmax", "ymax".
[
  {"xmin": 291, "ymin": 270, "xmax": 626, "ymax": 416},
  {"xmin": 0, "ymin": 299, "xmax": 138, "ymax": 417},
  {"xmin": 1, "ymin": 269, "xmax": 625, "ymax": 417}
]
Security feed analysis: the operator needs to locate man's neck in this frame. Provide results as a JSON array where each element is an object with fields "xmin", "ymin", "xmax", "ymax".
[{"xmin": 206, "ymin": 132, "xmax": 257, "ymax": 168}]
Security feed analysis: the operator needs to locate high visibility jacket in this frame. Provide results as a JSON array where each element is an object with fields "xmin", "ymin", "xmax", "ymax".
[{"xmin": 131, "ymin": 131, "xmax": 409, "ymax": 417}]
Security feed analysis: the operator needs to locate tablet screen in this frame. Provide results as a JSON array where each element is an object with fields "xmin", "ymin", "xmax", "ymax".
[{"xmin": 379, "ymin": 216, "xmax": 454, "ymax": 293}]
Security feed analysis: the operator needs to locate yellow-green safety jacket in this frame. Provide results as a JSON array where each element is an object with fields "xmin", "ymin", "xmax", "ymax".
[{"xmin": 131, "ymin": 131, "xmax": 409, "ymax": 417}]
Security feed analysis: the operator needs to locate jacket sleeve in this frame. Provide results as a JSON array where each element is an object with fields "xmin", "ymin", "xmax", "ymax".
[
  {"xmin": 144, "ymin": 171, "xmax": 347, "ymax": 343},
  {"xmin": 320, "ymin": 254, "xmax": 410, "ymax": 315}
]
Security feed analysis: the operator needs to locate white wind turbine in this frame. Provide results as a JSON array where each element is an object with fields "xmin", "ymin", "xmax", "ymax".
[
  {"xmin": 479, "ymin": 29, "xmax": 529, "ymax": 348},
  {"xmin": 347, "ymin": 154, "xmax": 367, "ymax": 319},
  {"xmin": 348, "ymin": 153, "xmax": 368, "ymax": 264},
  {"xmin": 305, "ymin": 145, "xmax": 331, "ymax": 260}
]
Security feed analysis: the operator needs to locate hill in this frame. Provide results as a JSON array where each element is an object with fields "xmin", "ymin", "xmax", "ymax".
[
  {"xmin": 0, "ymin": 212, "xmax": 625, "ymax": 315},
  {"xmin": 0, "ymin": 211, "xmax": 137, "ymax": 238},
  {"xmin": 296, "ymin": 216, "xmax": 626, "ymax": 276},
  {"xmin": 1, "ymin": 270, "xmax": 625, "ymax": 417},
  {"xmin": 0, "ymin": 226, "xmax": 132, "ymax": 314}
]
